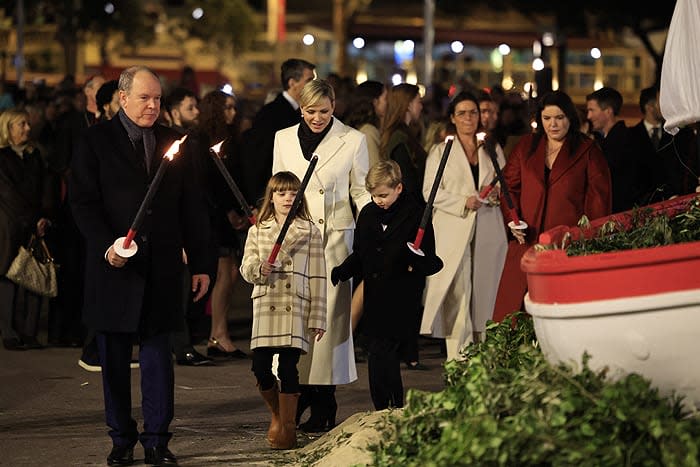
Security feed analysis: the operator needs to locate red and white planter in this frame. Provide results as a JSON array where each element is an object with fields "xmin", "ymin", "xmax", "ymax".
[{"xmin": 522, "ymin": 194, "xmax": 700, "ymax": 409}]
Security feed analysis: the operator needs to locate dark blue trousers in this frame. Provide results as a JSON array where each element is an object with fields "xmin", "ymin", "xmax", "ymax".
[
  {"xmin": 96, "ymin": 332, "xmax": 174, "ymax": 449},
  {"xmin": 365, "ymin": 337, "xmax": 404, "ymax": 410}
]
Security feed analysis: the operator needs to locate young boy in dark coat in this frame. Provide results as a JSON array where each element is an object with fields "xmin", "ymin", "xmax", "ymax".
[{"xmin": 331, "ymin": 160, "xmax": 443, "ymax": 410}]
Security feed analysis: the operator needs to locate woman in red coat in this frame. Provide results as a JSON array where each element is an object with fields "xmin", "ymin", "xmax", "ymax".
[{"xmin": 492, "ymin": 91, "xmax": 612, "ymax": 322}]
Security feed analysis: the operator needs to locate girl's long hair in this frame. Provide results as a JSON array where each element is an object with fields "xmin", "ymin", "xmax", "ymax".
[
  {"xmin": 196, "ymin": 90, "xmax": 232, "ymax": 143},
  {"xmin": 380, "ymin": 83, "xmax": 420, "ymax": 157},
  {"xmin": 257, "ymin": 171, "xmax": 312, "ymax": 226},
  {"xmin": 345, "ymin": 80, "xmax": 385, "ymax": 130}
]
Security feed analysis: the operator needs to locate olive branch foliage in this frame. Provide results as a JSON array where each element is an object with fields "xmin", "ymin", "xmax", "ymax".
[
  {"xmin": 566, "ymin": 195, "xmax": 700, "ymax": 256},
  {"xmin": 367, "ymin": 196, "xmax": 700, "ymax": 465},
  {"xmin": 369, "ymin": 313, "xmax": 700, "ymax": 466}
]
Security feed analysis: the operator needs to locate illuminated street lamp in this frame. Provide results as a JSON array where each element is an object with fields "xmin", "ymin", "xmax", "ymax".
[
  {"xmin": 353, "ymin": 37, "xmax": 365, "ymax": 49},
  {"xmin": 533, "ymin": 40, "xmax": 542, "ymax": 57},
  {"xmin": 542, "ymin": 32, "xmax": 555, "ymax": 47},
  {"xmin": 303, "ymin": 33, "xmax": 315, "ymax": 45},
  {"xmin": 591, "ymin": 48, "xmax": 603, "ymax": 90},
  {"xmin": 532, "ymin": 57, "xmax": 545, "ymax": 71}
]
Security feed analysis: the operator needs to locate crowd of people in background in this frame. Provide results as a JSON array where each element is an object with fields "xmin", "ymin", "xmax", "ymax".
[{"xmin": 1, "ymin": 59, "xmax": 699, "ymax": 464}]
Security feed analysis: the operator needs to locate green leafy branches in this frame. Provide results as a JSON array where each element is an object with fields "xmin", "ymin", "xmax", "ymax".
[
  {"xmin": 566, "ymin": 195, "xmax": 700, "ymax": 256},
  {"xmin": 369, "ymin": 313, "xmax": 700, "ymax": 466}
]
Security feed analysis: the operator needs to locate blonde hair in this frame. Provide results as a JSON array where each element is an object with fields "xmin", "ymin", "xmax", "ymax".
[
  {"xmin": 299, "ymin": 79, "xmax": 335, "ymax": 109},
  {"xmin": 0, "ymin": 109, "xmax": 33, "ymax": 150},
  {"xmin": 257, "ymin": 171, "xmax": 312, "ymax": 225},
  {"xmin": 423, "ymin": 118, "xmax": 449, "ymax": 153},
  {"xmin": 366, "ymin": 160, "xmax": 402, "ymax": 191}
]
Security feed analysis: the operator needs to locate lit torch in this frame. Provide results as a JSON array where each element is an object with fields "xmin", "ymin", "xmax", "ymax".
[
  {"xmin": 113, "ymin": 134, "xmax": 187, "ymax": 257},
  {"xmin": 210, "ymin": 140, "xmax": 257, "ymax": 225}
]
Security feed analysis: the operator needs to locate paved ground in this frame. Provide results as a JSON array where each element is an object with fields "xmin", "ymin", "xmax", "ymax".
[{"xmin": 0, "ymin": 282, "xmax": 447, "ymax": 466}]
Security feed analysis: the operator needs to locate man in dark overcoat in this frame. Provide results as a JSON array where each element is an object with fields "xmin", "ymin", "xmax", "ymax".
[
  {"xmin": 239, "ymin": 58, "xmax": 315, "ymax": 206},
  {"xmin": 70, "ymin": 66, "xmax": 214, "ymax": 466}
]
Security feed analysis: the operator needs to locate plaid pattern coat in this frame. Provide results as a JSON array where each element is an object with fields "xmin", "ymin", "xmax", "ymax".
[{"xmin": 240, "ymin": 217, "xmax": 327, "ymax": 353}]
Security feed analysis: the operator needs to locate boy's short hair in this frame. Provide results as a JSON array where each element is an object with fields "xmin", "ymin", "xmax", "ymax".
[{"xmin": 366, "ymin": 160, "xmax": 402, "ymax": 191}]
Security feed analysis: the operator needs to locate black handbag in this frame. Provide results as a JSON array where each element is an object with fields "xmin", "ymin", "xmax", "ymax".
[{"xmin": 6, "ymin": 234, "xmax": 58, "ymax": 297}]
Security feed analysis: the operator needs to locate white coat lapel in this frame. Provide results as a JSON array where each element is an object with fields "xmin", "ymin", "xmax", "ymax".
[
  {"xmin": 477, "ymin": 146, "xmax": 494, "ymax": 190},
  {"xmin": 314, "ymin": 119, "xmax": 346, "ymax": 172}
]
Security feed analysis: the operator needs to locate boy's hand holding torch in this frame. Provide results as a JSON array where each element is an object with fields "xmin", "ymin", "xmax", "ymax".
[{"xmin": 408, "ymin": 136, "xmax": 454, "ymax": 255}]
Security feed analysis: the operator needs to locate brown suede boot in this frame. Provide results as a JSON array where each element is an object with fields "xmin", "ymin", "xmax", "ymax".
[
  {"xmin": 258, "ymin": 384, "xmax": 281, "ymax": 446},
  {"xmin": 273, "ymin": 393, "xmax": 300, "ymax": 450}
]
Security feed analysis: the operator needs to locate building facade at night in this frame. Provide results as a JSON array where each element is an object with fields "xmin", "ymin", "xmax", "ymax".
[{"xmin": 0, "ymin": 1, "xmax": 665, "ymax": 109}]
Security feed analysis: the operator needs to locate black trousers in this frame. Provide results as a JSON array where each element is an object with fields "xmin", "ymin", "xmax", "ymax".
[
  {"xmin": 251, "ymin": 347, "xmax": 301, "ymax": 393},
  {"xmin": 97, "ymin": 331, "xmax": 174, "ymax": 449},
  {"xmin": 47, "ymin": 201, "xmax": 85, "ymax": 344},
  {"xmin": 365, "ymin": 336, "xmax": 404, "ymax": 410}
]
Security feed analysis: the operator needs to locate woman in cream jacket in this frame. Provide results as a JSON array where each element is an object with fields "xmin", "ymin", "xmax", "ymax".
[
  {"xmin": 420, "ymin": 91, "xmax": 507, "ymax": 361},
  {"xmin": 272, "ymin": 79, "xmax": 371, "ymax": 431}
]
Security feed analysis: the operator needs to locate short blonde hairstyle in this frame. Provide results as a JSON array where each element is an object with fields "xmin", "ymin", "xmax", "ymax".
[
  {"xmin": 299, "ymin": 79, "xmax": 335, "ymax": 109},
  {"xmin": 0, "ymin": 109, "xmax": 32, "ymax": 149},
  {"xmin": 365, "ymin": 160, "xmax": 402, "ymax": 191}
]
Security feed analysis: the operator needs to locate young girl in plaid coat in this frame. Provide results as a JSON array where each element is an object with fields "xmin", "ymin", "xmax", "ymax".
[{"xmin": 240, "ymin": 171, "xmax": 327, "ymax": 449}]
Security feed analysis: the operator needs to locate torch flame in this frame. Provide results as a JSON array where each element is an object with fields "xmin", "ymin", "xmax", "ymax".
[
  {"xmin": 210, "ymin": 140, "xmax": 225, "ymax": 156},
  {"xmin": 476, "ymin": 132, "xmax": 486, "ymax": 143},
  {"xmin": 164, "ymin": 134, "xmax": 188, "ymax": 160}
]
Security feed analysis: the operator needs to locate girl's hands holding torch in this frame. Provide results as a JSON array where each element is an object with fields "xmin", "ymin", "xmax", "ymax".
[{"xmin": 260, "ymin": 261, "xmax": 274, "ymax": 277}]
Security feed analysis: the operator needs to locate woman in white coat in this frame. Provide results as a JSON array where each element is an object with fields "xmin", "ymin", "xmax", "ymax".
[
  {"xmin": 272, "ymin": 79, "xmax": 371, "ymax": 431},
  {"xmin": 420, "ymin": 91, "xmax": 507, "ymax": 361}
]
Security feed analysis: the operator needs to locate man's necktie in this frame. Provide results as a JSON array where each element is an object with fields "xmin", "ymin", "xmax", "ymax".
[
  {"xmin": 650, "ymin": 127, "xmax": 661, "ymax": 151},
  {"xmin": 133, "ymin": 138, "xmax": 149, "ymax": 173}
]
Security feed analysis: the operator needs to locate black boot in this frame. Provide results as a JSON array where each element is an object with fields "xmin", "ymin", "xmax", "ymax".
[
  {"xmin": 324, "ymin": 385, "xmax": 337, "ymax": 429},
  {"xmin": 298, "ymin": 385, "xmax": 336, "ymax": 433},
  {"xmin": 295, "ymin": 384, "xmax": 314, "ymax": 426}
]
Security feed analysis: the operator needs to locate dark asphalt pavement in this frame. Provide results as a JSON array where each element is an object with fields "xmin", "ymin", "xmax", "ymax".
[{"xmin": 0, "ymin": 281, "xmax": 446, "ymax": 466}]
